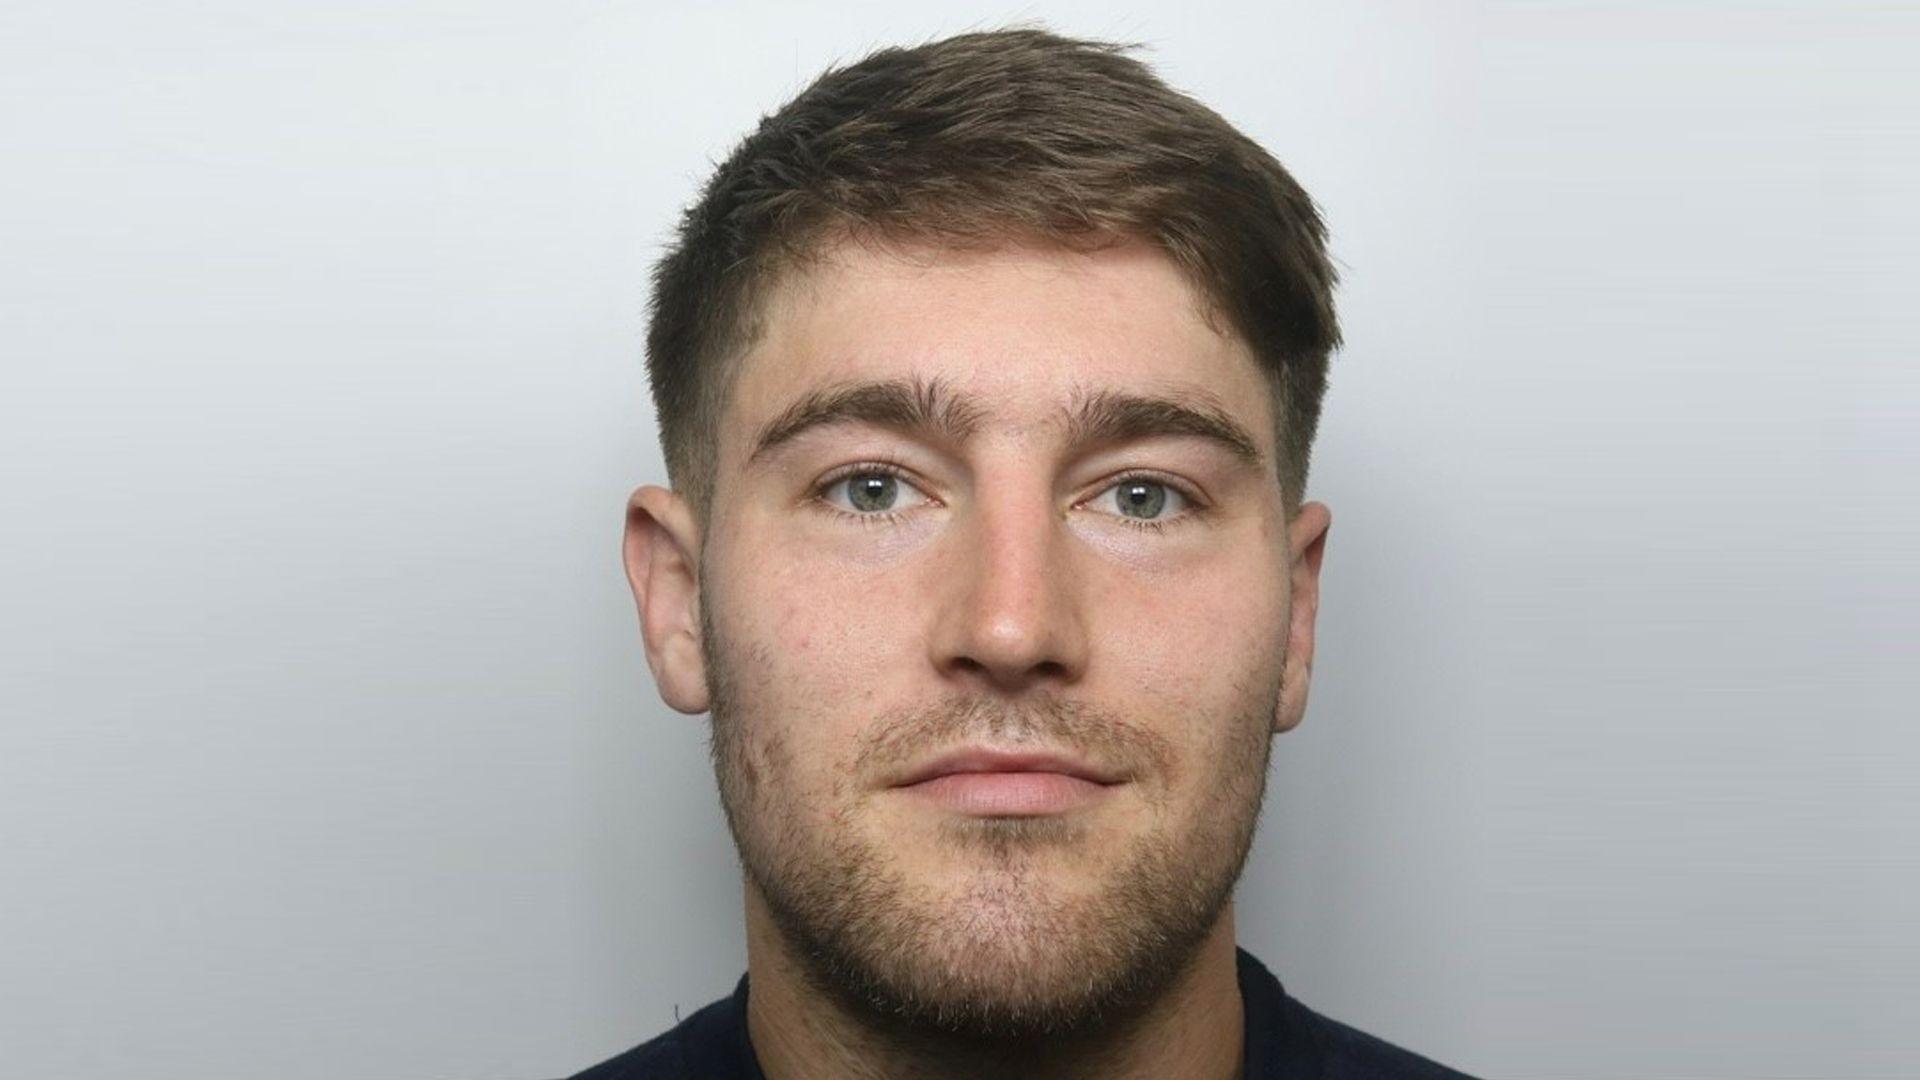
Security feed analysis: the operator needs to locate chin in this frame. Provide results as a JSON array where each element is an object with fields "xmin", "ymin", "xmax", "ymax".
[
  {"xmin": 853, "ymin": 884, "xmax": 1203, "ymax": 1040},
  {"xmin": 753, "ymin": 815, "xmax": 1231, "ymax": 1042}
]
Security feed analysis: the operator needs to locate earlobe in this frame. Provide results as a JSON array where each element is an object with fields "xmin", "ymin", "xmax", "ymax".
[
  {"xmin": 622, "ymin": 485, "xmax": 711, "ymax": 715},
  {"xmin": 1273, "ymin": 501, "xmax": 1331, "ymax": 734}
]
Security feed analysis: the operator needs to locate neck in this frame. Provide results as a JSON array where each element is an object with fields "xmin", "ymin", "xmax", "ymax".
[{"xmin": 741, "ymin": 885, "xmax": 1246, "ymax": 1080}]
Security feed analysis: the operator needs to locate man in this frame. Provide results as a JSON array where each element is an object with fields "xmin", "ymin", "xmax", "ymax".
[{"xmin": 583, "ymin": 28, "xmax": 1478, "ymax": 1080}]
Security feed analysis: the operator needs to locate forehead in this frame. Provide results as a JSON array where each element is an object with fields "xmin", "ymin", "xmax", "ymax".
[{"xmin": 722, "ymin": 238, "xmax": 1275, "ymax": 455}]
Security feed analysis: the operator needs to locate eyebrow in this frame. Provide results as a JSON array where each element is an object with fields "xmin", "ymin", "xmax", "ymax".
[
  {"xmin": 747, "ymin": 376, "xmax": 985, "ymax": 465},
  {"xmin": 1063, "ymin": 387, "xmax": 1264, "ymax": 470},
  {"xmin": 744, "ymin": 375, "xmax": 1266, "ymax": 471}
]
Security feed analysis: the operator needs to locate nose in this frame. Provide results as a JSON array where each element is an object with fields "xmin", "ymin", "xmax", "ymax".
[{"xmin": 928, "ymin": 482, "xmax": 1090, "ymax": 693}]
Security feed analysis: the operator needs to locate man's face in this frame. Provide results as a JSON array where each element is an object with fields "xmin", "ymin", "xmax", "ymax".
[{"xmin": 649, "ymin": 238, "xmax": 1325, "ymax": 1037}]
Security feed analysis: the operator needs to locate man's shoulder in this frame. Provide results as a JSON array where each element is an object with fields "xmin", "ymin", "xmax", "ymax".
[
  {"xmin": 566, "ymin": 1034, "xmax": 678, "ymax": 1080},
  {"xmin": 566, "ymin": 982, "xmax": 756, "ymax": 1080},
  {"xmin": 1239, "ymin": 948, "xmax": 1479, "ymax": 1080},
  {"xmin": 1288, "ymin": 1002, "xmax": 1479, "ymax": 1079}
]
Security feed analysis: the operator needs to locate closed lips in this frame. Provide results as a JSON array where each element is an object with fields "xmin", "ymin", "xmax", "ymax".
[{"xmin": 894, "ymin": 748, "xmax": 1124, "ymax": 787}]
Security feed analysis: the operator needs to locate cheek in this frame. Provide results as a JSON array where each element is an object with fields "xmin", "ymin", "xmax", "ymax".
[
  {"xmin": 755, "ymin": 579, "xmax": 914, "ymax": 703},
  {"xmin": 1091, "ymin": 557, "xmax": 1288, "ymax": 788},
  {"xmin": 1099, "ymin": 553, "xmax": 1288, "ymax": 690},
  {"xmin": 715, "ymin": 567, "xmax": 921, "ymax": 795},
  {"xmin": 758, "ymin": 527, "xmax": 941, "ymax": 663}
]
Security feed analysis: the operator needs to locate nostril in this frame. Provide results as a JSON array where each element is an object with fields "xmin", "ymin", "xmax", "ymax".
[{"xmin": 943, "ymin": 652, "xmax": 1074, "ymax": 690}]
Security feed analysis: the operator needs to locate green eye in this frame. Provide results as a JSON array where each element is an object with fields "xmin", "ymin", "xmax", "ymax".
[
  {"xmin": 1096, "ymin": 477, "xmax": 1189, "ymax": 521},
  {"xmin": 820, "ymin": 468, "xmax": 932, "ymax": 516},
  {"xmin": 1114, "ymin": 480, "xmax": 1166, "ymax": 519},
  {"xmin": 847, "ymin": 474, "xmax": 898, "ymax": 512}
]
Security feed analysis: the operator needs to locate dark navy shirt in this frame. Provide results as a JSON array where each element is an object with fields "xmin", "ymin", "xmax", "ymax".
[{"xmin": 570, "ymin": 949, "xmax": 1478, "ymax": 1078}]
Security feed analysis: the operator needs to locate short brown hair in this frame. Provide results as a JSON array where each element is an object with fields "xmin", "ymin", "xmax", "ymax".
[{"xmin": 647, "ymin": 27, "xmax": 1339, "ymax": 516}]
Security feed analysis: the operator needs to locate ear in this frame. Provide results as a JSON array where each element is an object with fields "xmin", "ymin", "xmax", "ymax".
[
  {"xmin": 1274, "ymin": 501, "xmax": 1331, "ymax": 734},
  {"xmin": 622, "ymin": 485, "xmax": 710, "ymax": 714}
]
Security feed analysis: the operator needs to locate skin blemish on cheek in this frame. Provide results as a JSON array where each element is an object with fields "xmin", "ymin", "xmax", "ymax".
[{"xmin": 768, "ymin": 599, "xmax": 813, "ymax": 650}]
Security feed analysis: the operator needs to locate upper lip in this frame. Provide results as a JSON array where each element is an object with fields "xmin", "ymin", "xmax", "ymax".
[{"xmin": 892, "ymin": 747, "xmax": 1126, "ymax": 787}]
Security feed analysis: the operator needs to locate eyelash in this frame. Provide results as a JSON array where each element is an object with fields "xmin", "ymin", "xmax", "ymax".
[
  {"xmin": 809, "ymin": 458, "xmax": 926, "ymax": 529},
  {"xmin": 808, "ymin": 461, "xmax": 1206, "ymax": 532},
  {"xmin": 1096, "ymin": 472, "xmax": 1204, "ymax": 532}
]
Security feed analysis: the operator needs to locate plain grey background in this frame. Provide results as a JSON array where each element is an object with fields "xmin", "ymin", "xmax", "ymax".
[{"xmin": 3, "ymin": 2, "xmax": 1914, "ymax": 1078}]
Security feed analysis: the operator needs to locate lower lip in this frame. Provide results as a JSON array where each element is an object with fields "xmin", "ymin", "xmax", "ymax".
[{"xmin": 899, "ymin": 772, "xmax": 1113, "ymax": 816}]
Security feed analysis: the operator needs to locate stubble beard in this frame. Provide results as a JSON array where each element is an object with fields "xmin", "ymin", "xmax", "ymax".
[{"xmin": 700, "ymin": 598, "xmax": 1279, "ymax": 1043}]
